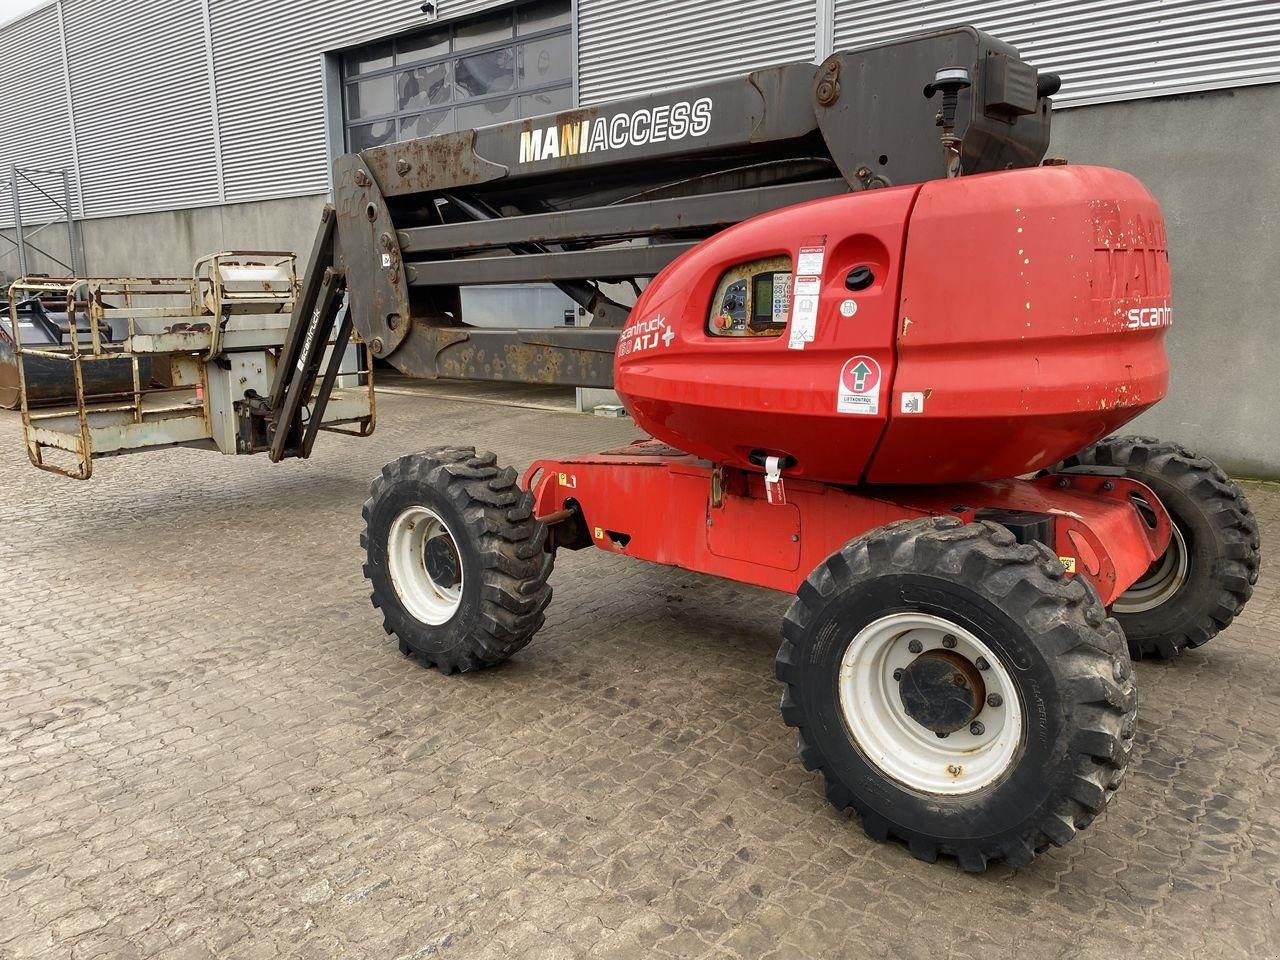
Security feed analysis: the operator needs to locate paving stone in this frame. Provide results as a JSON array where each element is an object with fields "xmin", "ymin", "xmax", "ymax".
[{"xmin": 1, "ymin": 393, "xmax": 1278, "ymax": 959}]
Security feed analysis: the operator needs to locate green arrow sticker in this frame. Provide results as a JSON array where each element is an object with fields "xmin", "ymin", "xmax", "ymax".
[
  {"xmin": 850, "ymin": 361, "xmax": 872, "ymax": 391},
  {"xmin": 838, "ymin": 356, "xmax": 882, "ymax": 416}
]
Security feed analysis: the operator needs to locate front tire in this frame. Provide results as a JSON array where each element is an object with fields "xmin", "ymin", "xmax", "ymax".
[
  {"xmin": 776, "ymin": 517, "xmax": 1136, "ymax": 872},
  {"xmin": 1055, "ymin": 436, "xmax": 1260, "ymax": 659},
  {"xmin": 361, "ymin": 447, "xmax": 553, "ymax": 673}
]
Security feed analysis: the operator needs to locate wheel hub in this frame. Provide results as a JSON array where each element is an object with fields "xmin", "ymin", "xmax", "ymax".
[
  {"xmin": 837, "ymin": 612, "xmax": 1024, "ymax": 794},
  {"xmin": 898, "ymin": 650, "xmax": 986, "ymax": 734},
  {"xmin": 1114, "ymin": 515, "xmax": 1189, "ymax": 614},
  {"xmin": 423, "ymin": 532, "xmax": 461, "ymax": 588},
  {"xmin": 387, "ymin": 505, "xmax": 465, "ymax": 626}
]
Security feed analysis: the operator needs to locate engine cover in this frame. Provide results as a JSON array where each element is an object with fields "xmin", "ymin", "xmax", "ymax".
[{"xmin": 613, "ymin": 165, "xmax": 1171, "ymax": 485}]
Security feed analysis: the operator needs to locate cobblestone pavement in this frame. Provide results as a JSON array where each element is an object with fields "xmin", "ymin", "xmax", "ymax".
[{"xmin": 1, "ymin": 392, "xmax": 1277, "ymax": 960}]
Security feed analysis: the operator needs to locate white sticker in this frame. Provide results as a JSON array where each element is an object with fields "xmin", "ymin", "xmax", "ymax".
[
  {"xmin": 900, "ymin": 391, "xmax": 925, "ymax": 414},
  {"xmin": 787, "ymin": 276, "xmax": 822, "ymax": 350},
  {"xmin": 839, "ymin": 299, "xmax": 858, "ymax": 318},
  {"xmin": 380, "ymin": 253, "xmax": 392, "ymax": 268},
  {"xmin": 837, "ymin": 355, "xmax": 882, "ymax": 415},
  {"xmin": 797, "ymin": 245, "xmax": 826, "ymax": 275}
]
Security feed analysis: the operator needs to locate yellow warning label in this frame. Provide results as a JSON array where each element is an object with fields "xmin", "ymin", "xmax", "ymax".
[
  {"xmin": 594, "ymin": 526, "xmax": 604, "ymax": 540},
  {"xmin": 1059, "ymin": 556, "xmax": 1077, "ymax": 574}
]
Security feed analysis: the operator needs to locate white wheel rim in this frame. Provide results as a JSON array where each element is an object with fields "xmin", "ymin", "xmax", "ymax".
[
  {"xmin": 1113, "ymin": 520, "xmax": 1188, "ymax": 614},
  {"xmin": 387, "ymin": 505, "xmax": 464, "ymax": 625},
  {"xmin": 837, "ymin": 612, "xmax": 1024, "ymax": 795}
]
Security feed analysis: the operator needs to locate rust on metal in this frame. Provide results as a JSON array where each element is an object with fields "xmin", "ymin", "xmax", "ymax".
[
  {"xmin": 815, "ymin": 57, "xmax": 842, "ymax": 106},
  {"xmin": 536, "ymin": 507, "xmax": 577, "ymax": 525},
  {"xmin": 332, "ymin": 154, "xmax": 413, "ymax": 358},
  {"xmin": 361, "ymin": 128, "xmax": 508, "ymax": 196},
  {"xmin": 8, "ymin": 251, "xmax": 372, "ymax": 479}
]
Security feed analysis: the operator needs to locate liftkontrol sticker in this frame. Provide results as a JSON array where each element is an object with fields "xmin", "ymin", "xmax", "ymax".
[{"xmin": 837, "ymin": 355, "xmax": 882, "ymax": 415}]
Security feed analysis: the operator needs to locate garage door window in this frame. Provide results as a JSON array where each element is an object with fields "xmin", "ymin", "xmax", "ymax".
[{"xmin": 342, "ymin": 0, "xmax": 573, "ymax": 152}]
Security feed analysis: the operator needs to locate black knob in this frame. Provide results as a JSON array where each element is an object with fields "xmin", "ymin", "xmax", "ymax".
[
  {"xmin": 845, "ymin": 266, "xmax": 874, "ymax": 291},
  {"xmin": 923, "ymin": 67, "xmax": 972, "ymax": 100},
  {"xmin": 923, "ymin": 67, "xmax": 972, "ymax": 131}
]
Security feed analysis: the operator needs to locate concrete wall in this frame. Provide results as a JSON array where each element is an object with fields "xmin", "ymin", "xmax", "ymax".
[
  {"xmin": 1050, "ymin": 83, "xmax": 1280, "ymax": 479},
  {"xmin": 74, "ymin": 194, "xmax": 330, "ymax": 280},
  {"xmin": 2, "ymin": 193, "xmax": 329, "ymax": 287},
  {"xmin": 0, "ymin": 221, "xmax": 78, "ymax": 282}
]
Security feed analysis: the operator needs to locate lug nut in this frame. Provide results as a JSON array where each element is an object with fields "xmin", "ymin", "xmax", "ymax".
[
  {"xmin": 987, "ymin": 693, "xmax": 1003, "ymax": 708},
  {"xmin": 970, "ymin": 721, "xmax": 985, "ymax": 736},
  {"xmin": 942, "ymin": 634, "xmax": 957, "ymax": 649},
  {"xmin": 892, "ymin": 668, "xmax": 904, "ymax": 682},
  {"xmin": 974, "ymin": 657, "xmax": 989, "ymax": 671},
  {"xmin": 908, "ymin": 639, "xmax": 923, "ymax": 654}
]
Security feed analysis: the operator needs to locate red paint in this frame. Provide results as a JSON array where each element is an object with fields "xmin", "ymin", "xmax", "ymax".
[
  {"xmin": 614, "ymin": 165, "xmax": 1171, "ymax": 486},
  {"xmin": 870, "ymin": 165, "xmax": 1171, "ymax": 483},
  {"xmin": 524, "ymin": 443, "xmax": 1169, "ymax": 605},
  {"xmin": 524, "ymin": 165, "xmax": 1177, "ymax": 601},
  {"xmin": 614, "ymin": 183, "xmax": 915, "ymax": 486}
]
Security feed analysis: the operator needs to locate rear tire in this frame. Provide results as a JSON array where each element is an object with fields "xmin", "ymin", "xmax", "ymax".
[
  {"xmin": 361, "ymin": 447, "xmax": 553, "ymax": 674},
  {"xmin": 1054, "ymin": 436, "xmax": 1260, "ymax": 659},
  {"xmin": 775, "ymin": 516, "xmax": 1136, "ymax": 871}
]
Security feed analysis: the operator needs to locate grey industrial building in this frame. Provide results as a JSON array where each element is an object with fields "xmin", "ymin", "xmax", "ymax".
[{"xmin": 1, "ymin": 0, "xmax": 1278, "ymax": 474}]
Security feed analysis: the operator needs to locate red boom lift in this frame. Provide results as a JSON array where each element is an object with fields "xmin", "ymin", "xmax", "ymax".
[
  {"xmin": 353, "ymin": 59, "xmax": 1257, "ymax": 867},
  {"xmin": 365, "ymin": 157, "xmax": 1264, "ymax": 871},
  {"xmin": 12, "ymin": 28, "xmax": 1259, "ymax": 870}
]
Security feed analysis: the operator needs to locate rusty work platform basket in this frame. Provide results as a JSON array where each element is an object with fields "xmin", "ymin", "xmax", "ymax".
[{"xmin": 6, "ymin": 252, "xmax": 374, "ymax": 479}]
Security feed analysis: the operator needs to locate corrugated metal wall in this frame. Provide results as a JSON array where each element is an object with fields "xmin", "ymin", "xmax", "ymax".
[
  {"xmin": 576, "ymin": 0, "xmax": 818, "ymax": 103},
  {"xmin": 214, "ymin": 0, "xmax": 514, "ymax": 205},
  {"xmin": 2, "ymin": 0, "xmax": 1278, "ymax": 225},
  {"xmin": 0, "ymin": 3, "xmax": 75, "ymax": 228},
  {"xmin": 62, "ymin": 0, "xmax": 223, "ymax": 219},
  {"xmin": 833, "ymin": 1, "xmax": 1280, "ymax": 107},
  {"xmin": 0, "ymin": 0, "xmax": 507, "ymax": 223},
  {"xmin": 209, "ymin": 1, "xmax": 421, "ymax": 205}
]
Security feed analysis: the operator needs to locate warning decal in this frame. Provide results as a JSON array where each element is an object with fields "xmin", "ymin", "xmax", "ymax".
[
  {"xmin": 837, "ymin": 355, "xmax": 882, "ymax": 415},
  {"xmin": 797, "ymin": 245, "xmax": 826, "ymax": 276},
  {"xmin": 787, "ymin": 275, "xmax": 822, "ymax": 350}
]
